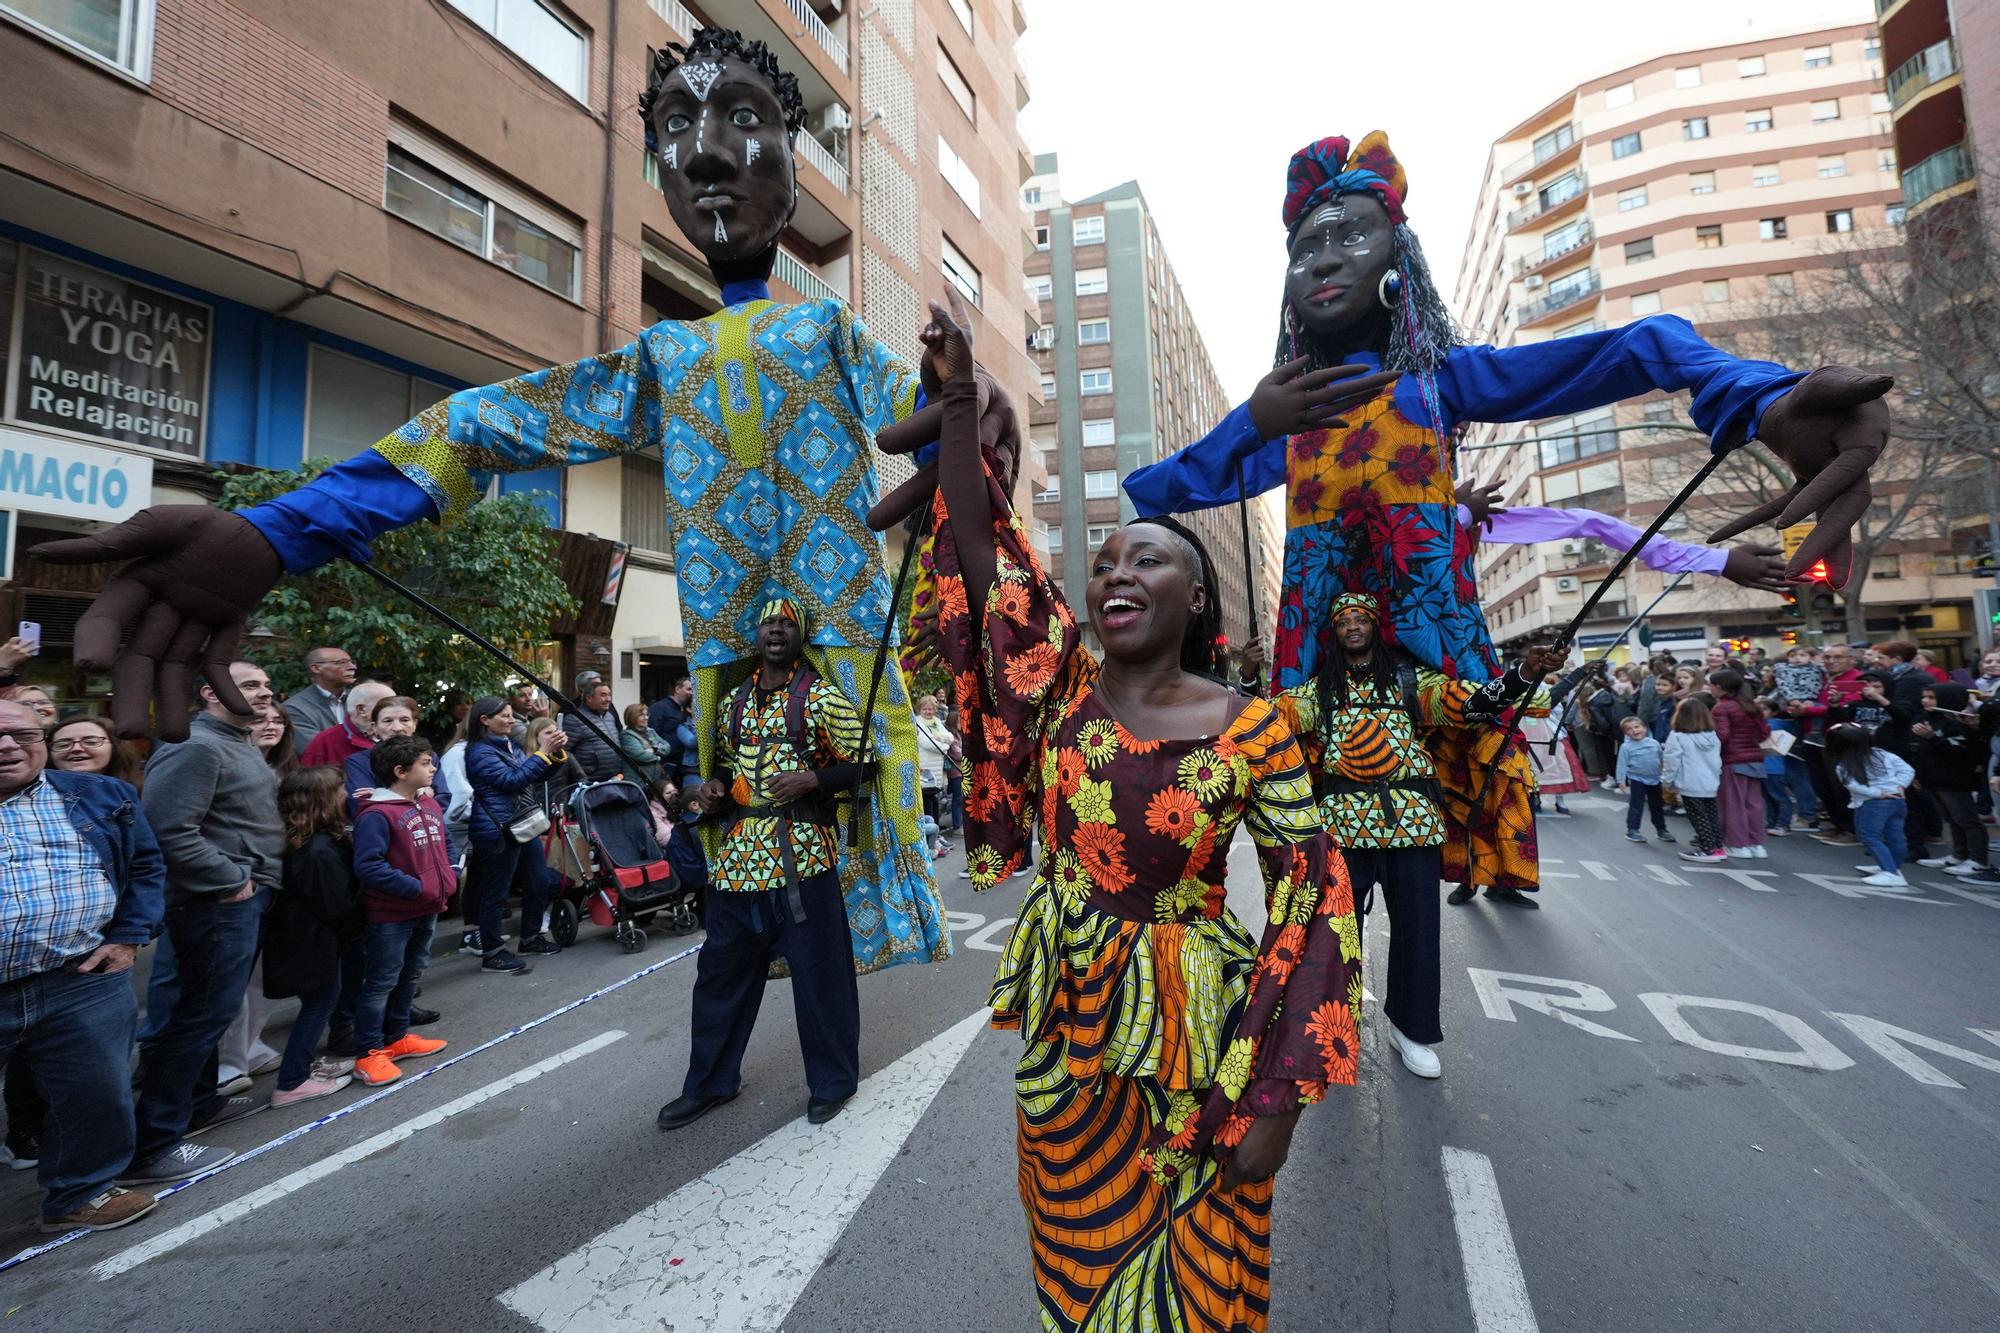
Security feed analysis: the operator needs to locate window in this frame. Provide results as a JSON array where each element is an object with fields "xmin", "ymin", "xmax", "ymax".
[
  {"xmin": 1611, "ymin": 132, "xmax": 1642, "ymax": 159},
  {"xmin": 1556, "ymin": 318, "xmax": 1597, "ymax": 337},
  {"xmin": 1079, "ymin": 369, "xmax": 1113, "ymax": 396},
  {"xmin": 1865, "ymin": 35, "xmax": 1880, "ymax": 60},
  {"xmin": 307, "ymin": 347, "xmax": 452, "ymax": 464},
  {"xmin": 1544, "ymin": 218, "xmax": 1588, "ymax": 258},
  {"xmin": 1034, "ymin": 225, "xmax": 1050, "ymax": 251},
  {"xmin": 1028, "ymin": 274, "xmax": 1053, "ymax": 302},
  {"xmin": 1022, "ymin": 185, "xmax": 1043, "ymax": 206},
  {"xmin": 940, "ymin": 233, "xmax": 981, "ymax": 306},
  {"xmin": 1531, "ymin": 123, "xmax": 1575, "ymax": 163},
  {"xmin": 1086, "ymin": 523, "xmax": 1118, "ymax": 549},
  {"xmin": 1738, "ymin": 55, "xmax": 1765, "ymax": 77},
  {"xmin": 936, "ymin": 45, "xmax": 975, "ymax": 122},
  {"xmin": 1695, "ymin": 223, "xmax": 1723, "ymax": 248},
  {"xmin": 1617, "ymin": 184, "xmax": 1648, "ymax": 211},
  {"xmin": 1810, "ymin": 98, "xmax": 1840, "ymax": 123},
  {"xmin": 1081, "ymin": 418, "xmax": 1115, "ymax": 445},
  {"xmin": 1642, "ymin": 399, "xmax": 1676, "ymax": 423},
  {"xmin": 1825, "ymin": 209, "xmax": 1853, "ymax": 234},
  {"xmin": 1074, "ymin": 267, "xmax": 1108, "ymax": 296},
  {"xmin": 385, "ymin": 138, "xmax": 581, "ymax": 298},
  {"xmin": 1746, "ymin": 108, "xmax": 1773, "ymax": 133},
  {"xmin": 1703, "ymin": 278, "xmax": 1730, "ymax": 303},
  {"xmin": 1682, "ymin": 117, "xmax": 1710, "ymax": 140},
  {"xmin": 1033, "ymin": 322, "xmax": 1054, "ymax": 350},
  {"xmin": 1804, "ymin": 44, "xmax": 1832, "ymax": 69},
  {"xmin": 1077, "ymin": 318, "xmax": 1110, "ymax": 345},
  {"xmin": 1540, "ymin": 172, "xmax": 1583, "ymax": 208},
  {"xmin": 1818, "ymin": 154, "xmax": 1846, "ymax": 179},
  {"xmin": 446, "ymin": 0, "xmax": 587, "ymax": 101},
  {"xmin": 946, "ymin": 0, "xmax": 973, "ymax": 36},
  {"xmin": 1759, "ymin": 217, "xmax": 1788, "ymax": 241},
  {"xmin": 1752, "ymin": 163, "xmax": 1780, "ymax": 187},
  {"xmin": 1885, "ymin": 203, "xmax": 1908, "ymax": 227},
  {"xmin": 1624, "ymin": 237, "xmax": 1654, "ymax": 263},
  {"xmin": 1631, "ymin": 291, "xmax": 1663, "ymax": 316},
  {"xmin": 621, "ymin": 454, "xmax": 672, "ymax": 552},
  {"xmin": 936, "ymin": 135, "xmax": 981, "ymax": 216},
  {"xmin": 1084, "ymin": 470, "xmax": 1118, "ymax": 498},
  {"xmin": 1044, "ymin": 526, "xmax": 1062, "ymax": 553},
  {"xmin": 1039, "ymin": 373, "xmax": 1056, "ymax": 399},
  {"xmin": 1870, "ymin": 91, "xmax": 1891, "ymax": 114},
  {"xmin": 1605, "ymin": 81, "xmax": 1635, "ymax": 108},
  {"xmin": 1036, "ymin": 472, "xmax": 1060, "ymax": 502},
  {"xmin": 1, "ymin": 0, "xmax": 152, "ymax": 75},
  {"xmin": 1072, "ymin": 215, "xmax": 1105, "ymax": 246},
  {"xmin": 1878, "ymin": 149, "xmax": 1897, "ymax": 174},
  {"xmin": 1871, "ymin": 554, "xmax": 1901, "ymax": 581},
  {"xmin": 1769, "ymin": 272, "xmax": 1796, "ymax": 296},
  {"xmin": 1689, "ymin": 170, "xmax": 1716, "ymax": 195},
  {"xmin": 1675, "ymin": 65, "xmax": 1702, "ymax": 88},
  {"xmin": 1548, "ymin": 268, "xmax": 1594, "ymax": 303},
  {"xmin": 1536, "ymin": 412, "xmax": 1616, "ymax": 469}
]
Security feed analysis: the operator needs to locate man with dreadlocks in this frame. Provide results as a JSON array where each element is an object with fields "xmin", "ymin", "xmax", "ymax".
[
  {"xmin": 1126, "ymin": 129, "xmax": 1892, "ymax": 904},
  {"xmin": 35, "ymin": 31, "xmax": 1025, "ymax": 997},
  {"xmin": 1277, "ymin": 592, "xmax": 1561, "ymax": 1077}
]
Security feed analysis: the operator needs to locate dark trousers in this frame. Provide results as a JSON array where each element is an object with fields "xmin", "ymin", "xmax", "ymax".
[
  {"xmin": 470, "ymin": 838, "xmax": 553, "ymax": 952},
  {"xmin": 278, "ymin": 976, "xmax": 343, "ymax": 1091},
  {"xmin": 681, "ymin": 869, "xmax": 859, "ymax": 1103},
  {"xmin": 4, "ymin": 1052, "xmax": 47, "ymax": 1147},
  {"xmin": 134, "ymin": 888, "xmax": 269, "ymax": 1162},
  {"xmin": 354, "ymin": 917, "xmax": 435, "ymax": 1052},
  {"xmin": 1905, "ymin": 778, "xmax": 1943, "ymax": 859},
  {"xmin": 1341, "ymin": 846, "xmax": 1443, "ymax": 1046},
  {"xmin": 0, "ymin": 967, "xmax": 137, "ymax": 1217},
  {"xmin": 1805, "ymin": 745, "xmax": 1850, "ymax": 832},
  {"xmin": 1929, "ymin": 787, "xmax": 1988, "ymax": 865},
  {"xmin": 1625, "ymin": 780, "xmax": 1667, "ymax": 834}
]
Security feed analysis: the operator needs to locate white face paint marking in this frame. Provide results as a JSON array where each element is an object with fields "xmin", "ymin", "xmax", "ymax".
[
  {"xmin": 662, "ymin": 142, "xmax": 678, "ymax": 171},
  {"xmin": 695, "ymin": 109, "xmax": 707, "ymax": 155},
  {"xmin": 678, "ymin": 61, "xmax": 722, "ymax": 102},
  {"xmin": 1353, "ymin": 248, "xmax": 1371, "ymax": 257},
  {"xmin": 1313, "ymin": 203, "xmax": 1347, "ymax": 227},
  {"xmin": 714, "ymin": 215, "xmax": 729, "ymax": 244},
  {"xmin": 746, "ymin": 138, "xmax": 761, "ymax": 165}
]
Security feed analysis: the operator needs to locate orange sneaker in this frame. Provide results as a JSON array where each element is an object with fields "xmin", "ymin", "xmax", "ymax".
[
  {"xmin": 382, "ymin": 1033, "xmax": 448, "ymax": 1063},
  {"xmin": 353, "ymin": 1051, "xmax": 401, "ymax": 1086}
]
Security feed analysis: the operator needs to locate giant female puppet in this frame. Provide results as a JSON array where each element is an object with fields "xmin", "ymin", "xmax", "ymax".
[
  {"xmin": 1126, "ymin": 130, "xmax": 1889, "ymax": 901},
  {"xmin": 32, "ymin": 30, "xmax": 1023, "ymax": 981}
]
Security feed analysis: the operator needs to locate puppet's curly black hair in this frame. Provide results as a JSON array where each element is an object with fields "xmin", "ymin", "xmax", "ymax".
[{"xmin": 637, "ymin": 28, "xmax": 807, "ymax": 148}]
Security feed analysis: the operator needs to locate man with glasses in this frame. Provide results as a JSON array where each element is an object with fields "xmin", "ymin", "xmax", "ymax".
[
  {"xmin": 0, "ymin": 699, "xmax": 166, "ymax": 1232},
  {"xmin": 281, "ymin": 646, "xmax": 357, "ymax": 748}
]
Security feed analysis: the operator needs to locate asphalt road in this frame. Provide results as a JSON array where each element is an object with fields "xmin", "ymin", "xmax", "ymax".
[{"xmin": 4, "ymin": 795, "xmax": 1998, "ymax": 1332}]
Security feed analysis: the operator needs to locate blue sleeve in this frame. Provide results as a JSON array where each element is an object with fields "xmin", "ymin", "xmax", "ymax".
[
  {"xmin": 1122, "ymin": 402, "xmax": 1287, "ymax": 516},
  {"xmin": 104, "ymin": 784, "xmax": 166, "ymax": 946},
  {"xmin": 1433, "ymin": 316, "xmax": 1805, "ymax": 452},
  {"xmin": 1614, "ymin": 744, "xmax": 1630, "ymax": 785},
  {"xmin": 352, "ymin": 811, "xmax": 423, "ymax": 900},
  {"xmin": 241, "ymin": 451, "xmax": 440, "ymax": 575}
]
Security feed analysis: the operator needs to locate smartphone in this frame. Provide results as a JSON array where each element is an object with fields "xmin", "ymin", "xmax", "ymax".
[{"xmin": 16, "ymin": 622, "xmax": 40, "ymax": 655}]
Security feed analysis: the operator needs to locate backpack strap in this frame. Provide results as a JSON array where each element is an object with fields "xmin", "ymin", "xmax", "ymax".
[{"xmin": 787, "ymin": 664, "xmax": 818, "ymax": 763}]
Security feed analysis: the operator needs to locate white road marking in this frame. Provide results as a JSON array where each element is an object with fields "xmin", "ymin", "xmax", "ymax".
[
  {"xmin": 1826, "ymin": 1013, "xmax": 2000, "ymax": 1088},
  {"xmin": 1794, "ymin": 872, "xmax": 1956, "ymax": 904},
  {"xmin": 1639, "ymin": 993, "xmax": 1854, "ymax": 1070},
  {"xmin": 964, "ymin": 917, "xmax": 1016, "ymax": 952},
  {"xmin": 1441, "ymin": 1147, "xmax": 1540, "ymax": 1333},
  {"xmin": 1467, "ymin": 969, "xmax": 1636, "ymax": 1042},
  {"xmin": 93, "ymin": 1030, "xmax": 627, "ymax": 1278},
  {"xmin": 500, "ymin": 1008, "xmax": 989, "ymax": 1332},
  {"xmin": 1536, "ymin": 858, "xmax": 1580, "ymax": 880},
  {"xmin": 1577, "ymin": 860, "xmax": 1619, "ymax": 881},
  {"xmin": 1930, "ymin": 882, "xmax": 2000, "ymax": 911},
  {"xmin": 1679, "ymin": 865, "xmax": 1780, "ymax": 892},
  {"xmin": 1642, "ymin": 864, "xmax": 1687, "ymax": 886}
]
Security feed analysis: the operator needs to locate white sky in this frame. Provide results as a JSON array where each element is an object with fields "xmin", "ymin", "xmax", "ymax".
[{"xmin": 1016, "ymin": 0, "xmax": 1873, "ymax": 405}]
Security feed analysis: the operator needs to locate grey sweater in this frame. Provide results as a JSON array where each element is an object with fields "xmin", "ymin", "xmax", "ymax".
[{"xmin": 142, "ymin": 712, "xmax": 283, "ymax": 904}]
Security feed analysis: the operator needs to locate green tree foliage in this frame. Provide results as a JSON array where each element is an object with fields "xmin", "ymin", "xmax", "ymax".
[{"xmin": 217, "ymin": 462, "xmax": 576, "ymax": 704}]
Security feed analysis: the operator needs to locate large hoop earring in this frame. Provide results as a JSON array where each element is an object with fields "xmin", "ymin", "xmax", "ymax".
[{"xmin": 1378, "ymin": 269, "xmax": 1404, "ymax": 309}]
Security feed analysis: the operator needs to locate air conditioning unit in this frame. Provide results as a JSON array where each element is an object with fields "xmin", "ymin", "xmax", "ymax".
[
  {"xmin": 1513, "ymin": 182, "xmax": 1534, "ymax": 197},
  {"xmin": 1559, "ymin": 540, "xmax": 1584, "ymax": 555},
  {"xmin": 1524, "ymin": 274, "xmax": 1545, "ymax": 289},
  {"xmin": 816, "ymin": 104, "xmax": 853, "ymax": 136},
  {"xmin": 1030, "ymin": 328, "xmax": 1055, "ymax": 351},
  {"xmin": 1555, "ymin": 575, "xmax": 1581, "ymax": 592}
]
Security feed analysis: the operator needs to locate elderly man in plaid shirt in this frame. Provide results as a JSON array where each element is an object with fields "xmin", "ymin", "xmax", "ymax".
[{"xmin": 0, "ymin": 697, "xmax": 165, "ymax": 1232}]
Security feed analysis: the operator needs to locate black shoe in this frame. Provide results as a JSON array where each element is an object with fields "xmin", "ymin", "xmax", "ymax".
[
  {"xmin": 1446, "ymin": 884, "xmax": 1477, "ymax": 906},
  {"xmin": 806, "ymin": 1095, "xmax": 851, "ymax": 1125},
  {"xmin": 408, "ymin": 1006, "xmax": 441, "ymax": 1027},
  {"xmin": 325, "ymin": 1028, "xmax": 358, "ymax": 1058},
  {"xmin": 4, "ymin": 1135, "xmax": 40, "ymax": 1170},
  {"xmin": 481, "ymin": 949, "xmax": 532, "ymax": 975},
  {"xmin": 1486, "ymin": 888, "xmax": 1541, "ymax": 909},
  {"xmin": 186, "ymin": 1093, "xmax": 269, "ymax": 1137},
  {"xmin": 518, "ymin": 933, "xmax": 562, "ymax": 957},
  {"xmin": 657, "ymin": 1092, "xmax": 736, "ymax": 1131}
]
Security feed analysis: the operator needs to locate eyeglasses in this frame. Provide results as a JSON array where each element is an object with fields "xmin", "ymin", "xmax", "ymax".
[
  {"xmin": 0, "ymin": 729, "xmax": 47, "ymax": 749},
  {"xmin": 52, "ymin": 735, "xmax": 110, "ymax": 751}
]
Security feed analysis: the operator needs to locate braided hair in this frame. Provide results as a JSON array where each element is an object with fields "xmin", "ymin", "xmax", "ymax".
[
  {"xmin": 637, "ymin": 28, "xmax": 807, "ymax": 148},
  {"xmin": 1121, "ymin": 516, "xmax": 1224, "ymax": 681},
  {"xmin": 1272, "ymin": 213, "xmax": 1462, "ymax": 378}
]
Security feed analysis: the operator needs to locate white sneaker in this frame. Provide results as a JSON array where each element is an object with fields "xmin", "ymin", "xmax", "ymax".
[
  {"xmin": 216, "ymin": 1074, "xmax": 253, "ymax": 1097},
  {"xmin": 1748, "ymin": 845, "xmax": 1768, "ymax": 859},
  {"xmin": 1856, "ymin": 864, "xmax": 1883, "ymax": 873},
  {"xmin": 1725, "ymin": 847, "xmax": 1755, "ymax": 859},
  {"xmin": 1916, "ymin": 856, "xmax": 1959, "ymax": 869},
  {"xmin": 1862, "ymin": 871, "xmax": 1909, "ymax": 887},
  {"xmin": 1387, "ymin": 1022, "xmax": 1441, "ymax": 1079},
  {"xmin": 1946, "ymin": 861, "xmax": 1986, "ymax": 877}
]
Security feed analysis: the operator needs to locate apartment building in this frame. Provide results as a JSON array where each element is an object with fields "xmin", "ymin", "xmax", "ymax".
[
  {"xmin": 1448, "ymin": 22, "xmax": 1964, "ymax": 662},
  {"xmin": 1881, "ymin": 0, "xmax": 1998, "ymax": 231},
  {"xmin": 0, "ymin": 0, "xmax": 1037, "ymax": 709},
  {"xmin": 1021, "ymin": 153, "xmax": 1281, "ymax": 653}
]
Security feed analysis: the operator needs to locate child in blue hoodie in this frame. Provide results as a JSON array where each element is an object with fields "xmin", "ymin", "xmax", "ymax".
[
  {"xmin": 1614, "ymin": 715, "xmax": 1674, "ymax": 844},
  {"xmin": 350, "ymin": 736, "xmax": 456, "ymax": 1086}
]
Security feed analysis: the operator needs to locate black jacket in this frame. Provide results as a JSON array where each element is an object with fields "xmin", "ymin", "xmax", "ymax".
[
  {"xmin": 562, "ymin": 705, "xmax": 626, "ymax": 782},
  {"xmin": 1910, "ymin": 685, "xmax": 1986, "ymax": 790},
  {"xmin": 264, "ymin": 833, "xmax": 363, "ymax": 1000}
]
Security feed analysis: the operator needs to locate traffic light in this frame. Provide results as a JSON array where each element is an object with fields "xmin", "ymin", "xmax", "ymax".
[{"xmin": 1781, "ymin": 629, "xmax": 1798, "ymax": 645}]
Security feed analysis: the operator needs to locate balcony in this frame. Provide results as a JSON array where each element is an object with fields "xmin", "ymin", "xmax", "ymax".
[
  {"xmin": 796, "ymin": 129, "xmax": 848, "ymax": 193},
  {"xmin": 1506, "ymin": 172, "xmax": 1588, "ymax": 232},
  {"xmin": 1516, "ymin": 270, "xmax": 1601, "ymax": 326},
  {"xmin": 781, "ymin": 0, "xmax": 848, "ymax": 74},
  {"xmin": 1902, "ymin": 142, "xmax": 1974, "ymax": 210},
  {"xmin": 1888, "ymin": 38, "xmax": 1959, "ymax": 110},
  {"xmin": 774, "ymin": 246, "xmax": 842, "ymax": 303},
  {"xmin": 1501, "ymin": 125, "xmax": 1581, "ymax": 187},
  {"xmin": 646, "ymin": 0, "xmax": 697, "ymax": 39},
  {"xmin": 1511, "ymin": 221, "xmax": 1594, "ymax": 279}
]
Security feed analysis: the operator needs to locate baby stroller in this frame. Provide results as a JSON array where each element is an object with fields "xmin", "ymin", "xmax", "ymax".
[{"xmin": 546, "ymin": 779, "xmax": 694, "ymax": 953}]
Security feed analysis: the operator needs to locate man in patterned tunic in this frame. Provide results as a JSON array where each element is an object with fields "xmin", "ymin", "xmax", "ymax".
[{"xmin": 1276, "ymin": 593, "xmax": 1558, "ymax": 1080}]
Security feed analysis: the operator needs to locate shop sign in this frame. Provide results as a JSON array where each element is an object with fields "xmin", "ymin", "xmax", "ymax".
[
  {"xmin": 1644, "ymin": 625, "xmax": 1709, "ymax": 646},
  {"xmin": 0, "ymin": 425, "xmax": 154, "ymax": 524}
]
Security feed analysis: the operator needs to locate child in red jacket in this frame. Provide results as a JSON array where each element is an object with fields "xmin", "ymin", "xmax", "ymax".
[{"xmin": 351, "ymin": 736, "xmax": 455, "ymax": 1086}]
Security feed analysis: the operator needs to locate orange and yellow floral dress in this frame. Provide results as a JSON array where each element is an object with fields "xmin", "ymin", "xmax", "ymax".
[{"xmin": 929, "ymin": 480, "xmax": 1363, "ymax": 1333}]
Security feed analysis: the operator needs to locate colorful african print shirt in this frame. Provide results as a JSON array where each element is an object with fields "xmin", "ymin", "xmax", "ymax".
[
  {"xmin": 927, "ymin": 466, "xmax": 1365, "ymax": 1171},
  {"xmin": 712, "ymin": 665, "xmax": 864, "ymax": 895},
  {"xmin": 1277, "ymin": 663, "xmax": 1528, "ymax": 849}
]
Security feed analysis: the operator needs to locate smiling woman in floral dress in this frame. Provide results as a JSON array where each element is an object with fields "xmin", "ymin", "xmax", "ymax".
[{"xmin": 913, "ymin": 286, "xmax": 1372, "ymax": 1333}]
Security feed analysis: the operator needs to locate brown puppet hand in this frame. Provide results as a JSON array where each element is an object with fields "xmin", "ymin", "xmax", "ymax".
[
  {"xmin": 1453, "ymin": 478, "xmax": 1508, "ymax": 530},
  {"xmin": 1705, "ymin": 366, "xmax": 1892, "ymax": 587},
  {"xmin": 1247, "ymin": 357, "xmax": 1401, "ymax": 439},
  {"xmin": 1720, "ymin": 543, "xmax": 1790, "ymax": 594},
  {"xmin": 27, "ymin": 506, "xmax": 283, "ymax": 740}
]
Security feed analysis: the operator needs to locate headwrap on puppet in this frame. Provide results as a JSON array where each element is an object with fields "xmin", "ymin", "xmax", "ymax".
[{"xmin": 1282, "ymin": 131, "xmax": 1408, "ymax": 235}]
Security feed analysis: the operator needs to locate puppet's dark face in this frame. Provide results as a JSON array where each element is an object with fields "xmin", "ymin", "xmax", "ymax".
[
  {"xmin": 1284, "ymin": 191, "xmax": 1396, "ymax": 346},
  {"xmin": 647, "ymin": 54, "xmax": 795, "ymax": 269}
]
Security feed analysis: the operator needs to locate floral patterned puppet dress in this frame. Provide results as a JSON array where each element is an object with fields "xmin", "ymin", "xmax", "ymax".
[{"xmin": 928, "ymin": 446, "xmax": 1365, "ymax": 1332}]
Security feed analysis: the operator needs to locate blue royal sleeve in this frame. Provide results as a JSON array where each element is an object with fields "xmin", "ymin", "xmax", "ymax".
[
  {"xmin": 242, "ymin": 451, "xmax": 442, "ymax": 574},
  {"xmin": 1122, "ymin": 402, "xmax": 1286, "ymax": 516},
  {"xmin": 1432, "ymin": 315, "xmax": 1805, "ymax": 451}
]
